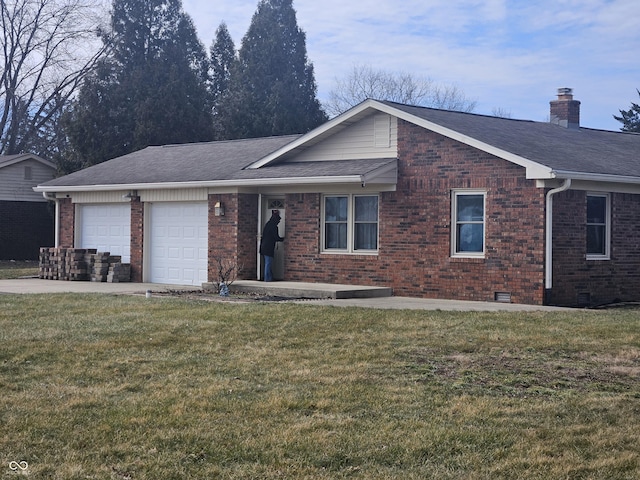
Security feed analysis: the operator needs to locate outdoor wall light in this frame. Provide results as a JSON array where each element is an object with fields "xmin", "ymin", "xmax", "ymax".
[
  {"xmin": 122, "ymin": 190, "xmax": 137, "ymax": 199},
  {"xmin": 214, "ymin": 201, "xmax": 225, "ymax": 216}
]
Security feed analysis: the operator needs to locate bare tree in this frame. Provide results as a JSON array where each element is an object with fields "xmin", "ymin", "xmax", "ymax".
[
  {"xmin": 0, "ymin": 0, "xmax": 107, "ymax": 156},
  {"xmin": 325, "ymin": 64, "xmax": 477, "ymax": 117},
  {"xmin": 491, "ymin": 107, "xmax": 512, "ymax": 118}
]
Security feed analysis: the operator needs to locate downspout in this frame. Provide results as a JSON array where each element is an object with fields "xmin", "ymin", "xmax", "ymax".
[
  {"xmin": 257, "ymin": 193, "xmax": 263, "ymax": 280},
  {"xmin": 42, "ymin": 192, "xmax": 59, "ymax": 247},
  {"xmin": 545, "ymin": 178, "xmax": 571, "ymax": 303}
]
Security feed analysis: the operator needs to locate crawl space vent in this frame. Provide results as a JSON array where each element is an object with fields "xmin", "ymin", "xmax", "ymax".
[
  {"xmin": 494, "ymin": 292, "xmax": 512, "ymax": 303},
  {"xmin": 577, "ymin": 292, "xmax": 591, "ymax": 306}
]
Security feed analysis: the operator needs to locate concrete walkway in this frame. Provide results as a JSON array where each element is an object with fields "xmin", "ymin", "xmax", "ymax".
[{"xmin": 0, "ymin": 278, "xmax": 572, "ymax": 312}]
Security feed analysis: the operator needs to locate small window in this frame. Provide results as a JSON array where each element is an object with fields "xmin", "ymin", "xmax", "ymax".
[
  {"xmin": 24, "ymin": 166, "xmax": 32, "ymax": 180},
  {"xmin": 586, "ymin": 193, "xmax": 610, "ymax": 259},
  {"xmin": 324, "ymin": 196, "xmax": 348, "ymax": 250},
  {"xmin": 323, "ymin": 195, "xmax": 378, "ymax": 253},
  {"xmin": 452, "ymin": 191, "xmax": 485, "ymax": 256}
]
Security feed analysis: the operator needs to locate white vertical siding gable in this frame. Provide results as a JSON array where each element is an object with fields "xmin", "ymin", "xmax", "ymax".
[{"xmin": 293, "ymin": 113, "xmax": 397, "ymax": 162}]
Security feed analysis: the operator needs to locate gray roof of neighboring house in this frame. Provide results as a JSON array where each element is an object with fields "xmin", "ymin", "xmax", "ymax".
[
  {"xmin": 0, "ymin": 153, "xmax": 56, "ymax": 169},
  {"xmin": 382, "ymin": 101, "xmax": 640, "ymax": 179}
]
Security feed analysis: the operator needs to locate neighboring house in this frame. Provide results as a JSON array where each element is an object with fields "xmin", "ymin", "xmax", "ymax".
[
  {"xmin": 1, "ymin": 154, "xmax": 56, "ymax": 260},
  {"xmin": 35, "ymin": 89, "xmax": 640, "ymax": 306}
]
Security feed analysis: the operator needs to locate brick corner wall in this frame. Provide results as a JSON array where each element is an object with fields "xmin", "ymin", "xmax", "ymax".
[{"xmin": 551, "ymin": 190, "xmax": 640, "ymax": 306}]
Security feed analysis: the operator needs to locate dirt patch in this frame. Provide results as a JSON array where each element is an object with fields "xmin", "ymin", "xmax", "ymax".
[
  {"xmin": 148, "ymin": 289, "xmax": 305, "ymax": 303},
  {"xmin": 404, "ymin": 347, "xmax": 640, "ymax": 397}
]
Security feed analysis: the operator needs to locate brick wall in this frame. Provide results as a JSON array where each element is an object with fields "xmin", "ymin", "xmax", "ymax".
[
  {"xmin": 0, "ymin": 200, "xmax": 54, "ymax": 260},
  {"xmin": 58, "ymin": 197, "xmax": 74, "ymax": 248},
  {"xmin": 208, "ymin": 194, "xmax": 258, "ymax": 282},
  {"xmin": 237, "ymin": 194, "xmax": 259, "ymax": 279},
  {"xmin": 283, "ymin": 120, "xmax": 547, "ymax": 304},
  {"xmin": 551, "ymin": 190, "xmax": 640, "ymax": 306},
  {"xmin": 130, "ymin": 197, "xmax": 143, "ymax": 282}
]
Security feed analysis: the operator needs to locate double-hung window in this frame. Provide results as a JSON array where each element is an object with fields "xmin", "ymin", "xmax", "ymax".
[
  {"xmin": 586, "ymin": 193, "xmax": 610, "ymax": 259},
  {"xmin": 452, "ymin": 191, "xmax": 485, "ymax": 257},
  {"xmin": 323, "ymin": 195, "xmax": 379, "ymax": 253}
]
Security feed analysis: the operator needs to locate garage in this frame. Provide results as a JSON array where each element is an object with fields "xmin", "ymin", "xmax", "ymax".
[
  {"xmin": 78, "ymin": 204, "xmax": 131, "ymax": 262},
  {"xmin": 148, "ymin": 202, "xmax": 208, "ymax": 285}
]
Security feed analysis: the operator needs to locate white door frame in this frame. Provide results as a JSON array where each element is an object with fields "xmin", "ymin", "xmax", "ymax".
[{"xmin": 257, "ymin": 196, "xmax": 285, "ymax": 280}]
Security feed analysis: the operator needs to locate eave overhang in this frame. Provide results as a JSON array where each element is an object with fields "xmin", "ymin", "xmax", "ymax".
[{"xmin": 33, "ymin": 174, "xmax": 395, "ymax": 194}]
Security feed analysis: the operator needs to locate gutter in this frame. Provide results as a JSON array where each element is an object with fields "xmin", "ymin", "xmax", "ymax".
[
  {"xmin": 32, "ymin": 175, "xmax": 371, "ymax": 193},
  {"xmin": 42, "ymin": 192, "xmax": 60, "ymax": 247},
  {"xmin": 545, "ymin": 178, "xmax": 572, "ymax": 299}
]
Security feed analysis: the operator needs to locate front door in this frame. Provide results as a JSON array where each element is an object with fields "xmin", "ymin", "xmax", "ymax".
[{"xmin": 261, "ymin": 198, "xmax": 285, "ymax": 280}]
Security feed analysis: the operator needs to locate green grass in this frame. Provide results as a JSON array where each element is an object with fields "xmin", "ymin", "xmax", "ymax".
[
  {"xmin": 0, "ymin": 260, "xmax": 38, "ymax": 279},
  {"xmin": 1, "ymin": 294, "xmax": 639, "ymax": 479}
]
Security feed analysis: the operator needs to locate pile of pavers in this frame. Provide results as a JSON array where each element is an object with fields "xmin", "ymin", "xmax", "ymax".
[{"xmin": 39, "ymin": 247, "xmax": 131, "ymax": 282}]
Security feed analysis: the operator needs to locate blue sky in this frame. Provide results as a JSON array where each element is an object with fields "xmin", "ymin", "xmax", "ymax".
[{"xmin": 182, "ymin": 0, "xmax": 639, "ymax": 131}]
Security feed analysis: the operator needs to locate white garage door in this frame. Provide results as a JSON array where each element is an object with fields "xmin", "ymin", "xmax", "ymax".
[
  {"xmin": 149, "ymin": 202, "xmax": 208, "ymax": 285},
  {"xmin": 79, "ymin": 204, "xmax": 131, "ymax": 262}
]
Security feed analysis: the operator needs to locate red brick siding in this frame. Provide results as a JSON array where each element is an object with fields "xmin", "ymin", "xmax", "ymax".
[
  {"xmin": 551, "ymin": 190, "xmax": 640, "ymax": 306},
  {"xmin": 283, "ymin": 120, "xmax": 547, "ymax": 304},
  {"xmin": 237, "ymin": 194, "xmax": 259, "ymax": 279},
  {"xmin": 208, "ymin": 194, "xmax": 258, "ymax": 282},
  {"xmin": 130, "ymin": 197, "xmax": 143, "ymax": 282},
  {"xmin": 58, "ymin": 198, "xmax": 74, "ymax": 248}
]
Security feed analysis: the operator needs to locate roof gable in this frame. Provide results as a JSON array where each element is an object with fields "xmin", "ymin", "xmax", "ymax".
[{"xmin": 0, "ymin": 153, "xmax": 55, "ymax": 171}]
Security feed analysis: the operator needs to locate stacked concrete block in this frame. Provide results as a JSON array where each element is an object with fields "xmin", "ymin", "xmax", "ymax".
[
  {"xmin": 38, "ymin": 248, "xmax": 130, "ymax": 283},
  {"xmin": 107, "ymin": 263, "xmax": 131, "ymax": 283}
]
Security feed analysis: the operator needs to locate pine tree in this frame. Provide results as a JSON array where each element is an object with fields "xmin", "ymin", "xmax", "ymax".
[
  {"xmin": 216, "ymin": 0, "xmax": 326, "ymax": 139},
  {"xmin": 614, "ymin": 89, "xmax": 640, "ymax": 133},
  {"xmin": 64, "ymin": 0, "xmax": 213, "ymax": 167},
  {"xmin": 210, "ymin": 23, "xmax": 237, "ymax": 140}
]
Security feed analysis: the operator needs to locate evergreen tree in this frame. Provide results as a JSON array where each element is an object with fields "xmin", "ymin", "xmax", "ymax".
[
  {"xmin": 210, "ymin": 22, "xmax": 237, "ymax": 139},
  {"xmin": 64, "ymin": 0, "xmax": 212, "ymax": 167},
  {"xmin": 614, "ymin": 89, "xmax": 640, "ymax": 133},
  {"xmin": 216, "ymin": 0, "xmax": 326, "ymax": 139}
]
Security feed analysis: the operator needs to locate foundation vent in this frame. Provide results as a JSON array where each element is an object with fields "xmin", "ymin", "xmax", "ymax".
[
  {"xmin": 494, "ymin": 292, "xmax": 512, "ymax": 303},
  {"xmin": 577, "ymin": 292, "xmax": 591, "ymax": 306}
]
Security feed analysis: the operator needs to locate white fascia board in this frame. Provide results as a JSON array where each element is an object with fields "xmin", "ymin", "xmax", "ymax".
[
  {"xmin": 247, "ymin": 100, "xmax": 381, "ymax": 169},
  {"xmin": 550, "ymin": 170, "xmax": 640, "ymax": 184},
  {"xmin": 33, "ymin": 175, "xmax": 373, "ymax": 193}
]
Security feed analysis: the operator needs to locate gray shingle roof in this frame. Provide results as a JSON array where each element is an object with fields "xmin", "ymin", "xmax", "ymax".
[
  {"xmin": 40, "ymin": 136, "xmax": 301, "ymax": 187},
  {"xmin": 38, "ymin": 99, "xmax": 640, "ymax": 191},
  {"xmin": 382, "ymin": 101, "xmax": 640, "ymax": 179}
]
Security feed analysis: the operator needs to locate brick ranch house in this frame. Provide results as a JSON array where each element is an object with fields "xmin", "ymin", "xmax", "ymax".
[
  {"xmin": 35, "ymin": 89, "xmax": 640, "ymax": 307},
  {"xmin": 1, "ymin": 153, "xmax": 55, "ymax": 260}
]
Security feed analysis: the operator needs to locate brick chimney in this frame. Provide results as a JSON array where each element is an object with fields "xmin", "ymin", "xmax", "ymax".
[{"xmin": 550, "ymin": 87, "xmax": 580, "ymax": 129}]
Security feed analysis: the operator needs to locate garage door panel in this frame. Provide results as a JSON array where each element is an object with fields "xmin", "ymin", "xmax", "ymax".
[
  {"xmin": 149, "ymin": 202, "xmax": 208, "ymax": 285},
  {"xmin": 80, "ymin": 204, "xmax": 131, "ymax": 263}
]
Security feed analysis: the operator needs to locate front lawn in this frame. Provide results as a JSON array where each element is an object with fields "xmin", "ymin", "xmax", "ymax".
[{"xmin": 1, "ymin": 294, "xmax": 638, "ymax": 479}]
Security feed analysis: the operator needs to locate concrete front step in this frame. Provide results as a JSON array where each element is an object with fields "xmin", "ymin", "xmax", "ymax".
[{"xmin": 205, "ymin": 280, "xmax": 393, "ymax": 299}]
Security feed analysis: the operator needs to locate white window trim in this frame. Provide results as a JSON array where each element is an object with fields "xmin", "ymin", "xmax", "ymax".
[
  {"xmin": 321, "ymin": 194, "xmax": 379, "ymax": 255},
  {"xmin": 586, "ymin": 192, "xmax": 611, "ymax": 261},
  {"xmin": 451, "ymin": 190, "xmax": 486, "ymax": 258}
]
